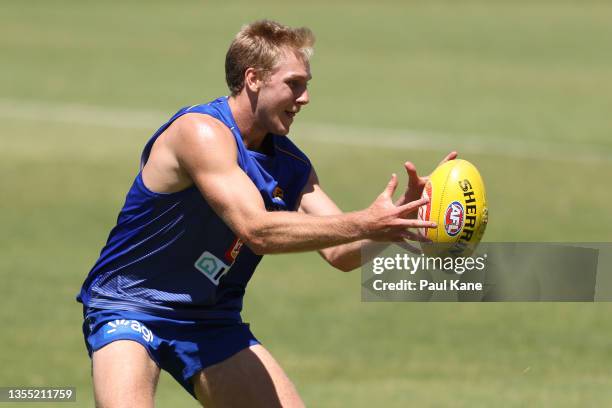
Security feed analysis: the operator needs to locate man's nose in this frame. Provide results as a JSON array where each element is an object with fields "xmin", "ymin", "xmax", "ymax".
[{"xmin": 296, "ymin": 88, "xmax": 309, "ymax": 105}]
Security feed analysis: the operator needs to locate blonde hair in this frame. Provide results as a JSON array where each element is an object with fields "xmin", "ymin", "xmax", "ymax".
[{"xmin": 225, "ymin": 20, "xmax": 315, "ymax": 96}]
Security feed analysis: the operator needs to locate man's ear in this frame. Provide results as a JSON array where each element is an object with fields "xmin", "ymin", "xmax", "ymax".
[{"xmin": 244, "ymin": 67, "xmax": 262, "ymax": 92}]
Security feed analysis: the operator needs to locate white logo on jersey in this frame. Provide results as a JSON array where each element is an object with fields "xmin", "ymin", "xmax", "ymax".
[{"xmin": 194, "ymin": 251, "xmax": 230, "ymax": 286}]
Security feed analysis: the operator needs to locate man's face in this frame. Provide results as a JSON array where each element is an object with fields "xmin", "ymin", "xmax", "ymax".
[{"xmin": 255, "ymin": 49, "xmax": 311, "ymax": 136}]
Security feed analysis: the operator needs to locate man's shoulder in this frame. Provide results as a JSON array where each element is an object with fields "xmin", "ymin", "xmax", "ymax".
[
  {"xmin": 159, "ymin": 113, "xmax": 237, "ymax": 172},
  {"xmin": 174, "ymin": 111, "xmax": 228, "ymax": 131},
  {"xmin": 169, "ymin": 97, "xmax": 232, "ymax": 137},
  {"xmin": 171, "ymin": 113, "xmax": 234, "ymax": 146}
]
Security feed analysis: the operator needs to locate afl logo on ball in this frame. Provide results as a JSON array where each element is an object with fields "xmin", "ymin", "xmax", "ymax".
[{"xmin": 444, "ymin": 201, "xmax": 465, "ymax": 237}]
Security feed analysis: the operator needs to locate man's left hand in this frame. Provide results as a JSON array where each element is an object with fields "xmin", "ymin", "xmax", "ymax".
[{"xmin": 396, "ymin": 151, "xmax": 458, "ymax": 218}]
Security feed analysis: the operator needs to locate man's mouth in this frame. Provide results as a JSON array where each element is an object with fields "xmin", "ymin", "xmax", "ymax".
[{"xmin": 285, "ymin": 111, "xmax": 296, "ymax": 119}]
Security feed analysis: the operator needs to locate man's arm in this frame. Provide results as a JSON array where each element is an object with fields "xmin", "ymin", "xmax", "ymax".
[
  {"xmin": 169, "ymin": 114, "xmax": 435, "ymax": 255},
  {"xmin": 297, "ymin": 151, "xmax": 458, "ymax": 272}
]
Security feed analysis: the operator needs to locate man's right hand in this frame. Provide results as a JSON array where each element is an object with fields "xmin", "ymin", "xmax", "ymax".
[{"xmin": 361, "ymin": 173, "xmax": 436, "ymax": 242}]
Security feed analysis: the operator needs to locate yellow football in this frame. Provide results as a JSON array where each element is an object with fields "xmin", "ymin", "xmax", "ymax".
[{"xmin": 417, "ymin": 159, "xmax": 488, "ymax": 257}]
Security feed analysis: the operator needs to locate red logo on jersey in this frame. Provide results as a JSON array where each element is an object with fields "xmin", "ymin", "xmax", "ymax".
[{"xmin": 224, "ymin": 237, "xmax": 244, "ymax": 264}]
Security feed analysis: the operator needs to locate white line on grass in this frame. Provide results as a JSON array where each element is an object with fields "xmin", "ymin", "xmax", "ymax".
[
  {"xmin": 292, "ymin": 123, "xmax": 612, "ymax": 164},
  {"xmin": 1, "ymin": 98, "xmax": 610, "ymax": 164},
  {"xmin": 0, "ymin": 98, "xmax": 164, "ymax": 130}
]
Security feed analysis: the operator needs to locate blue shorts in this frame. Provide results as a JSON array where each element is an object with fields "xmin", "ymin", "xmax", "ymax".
[{"xmin": 82, "ymin": 307, "xmax": 259, "ymax": 398}]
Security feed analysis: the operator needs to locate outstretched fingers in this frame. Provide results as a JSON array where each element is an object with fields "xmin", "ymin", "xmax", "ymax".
[
  {"xmin": 402, "ymin": 219, "xmax": 437, "ymax": 230},
  {"xmin": 404, "ymin": 161, "xmax": 419, "ymax": 182},
  {"xmin": 382, "ymin": 173, "xmax": 398, "ymax": 199},
  {"xmin": 437, "ymin": 151, "xmax": 458, "ymax": 167},
  {"xmin": 396, "ymin": 195, "xmax": 429, "ymax": 218}
]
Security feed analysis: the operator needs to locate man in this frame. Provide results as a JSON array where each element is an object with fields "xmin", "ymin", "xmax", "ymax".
[{"xmin": 77, "ymin": 20, "xmax": 456, "ymax": 407}]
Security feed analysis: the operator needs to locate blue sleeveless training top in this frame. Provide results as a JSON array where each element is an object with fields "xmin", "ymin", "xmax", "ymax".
[{"xmin": 77, "ymin": 96, "xmax": 312, "ymax": 321}]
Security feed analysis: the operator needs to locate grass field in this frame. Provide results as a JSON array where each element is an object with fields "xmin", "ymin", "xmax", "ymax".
[{"xmin": 1, "ymin": 1, "xmax": 612, "ymax": 406}]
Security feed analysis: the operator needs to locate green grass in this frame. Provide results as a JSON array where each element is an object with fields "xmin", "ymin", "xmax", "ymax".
[{"xmin": 1, "ymin": 1, "xmax": 612, "ymax": 406}]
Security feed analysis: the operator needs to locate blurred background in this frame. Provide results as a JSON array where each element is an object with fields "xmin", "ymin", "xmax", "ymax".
[{"xmin": 1, "ymin": 1, "xmax": 611, "ymax": 406}]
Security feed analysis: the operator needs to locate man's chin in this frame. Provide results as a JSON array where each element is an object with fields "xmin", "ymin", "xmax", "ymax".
[{"xmin": 274, "ymin": 122, "xmax": 292, "ymax": 136}]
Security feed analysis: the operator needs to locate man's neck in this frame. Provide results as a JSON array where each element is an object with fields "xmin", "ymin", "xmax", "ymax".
[{"xmin": 227, "ymin": 94, "xmax": 267, "ymax": 151}]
